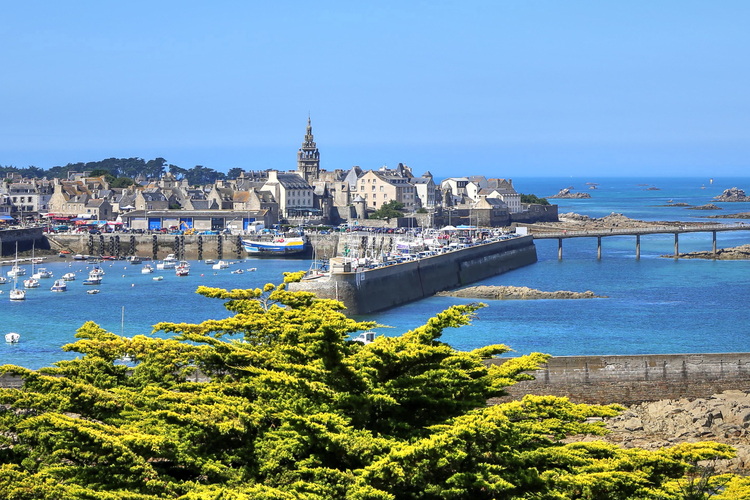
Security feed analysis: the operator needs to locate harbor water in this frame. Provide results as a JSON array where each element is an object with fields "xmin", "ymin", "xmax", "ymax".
[{"xmin": 3, "ymin": 177, "xmax": 750, "ymax": 369}]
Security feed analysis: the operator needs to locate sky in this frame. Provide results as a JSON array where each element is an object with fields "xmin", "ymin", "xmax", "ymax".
[{"xmin": 2, "ymin": 1, "xmax": 749, "ymax": 179}]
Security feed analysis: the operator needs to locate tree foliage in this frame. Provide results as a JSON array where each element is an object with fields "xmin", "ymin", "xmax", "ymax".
[
  {"xmin": 520, "ymin": 193, "xmax": 550, "ymax": 205},
  {"xmin": 370, "ymin": 200, "xmax": 405, "ymax": 220},
  {"xmin": 0, "ymin": 280, "xmax": 745, "ymax": 499}
]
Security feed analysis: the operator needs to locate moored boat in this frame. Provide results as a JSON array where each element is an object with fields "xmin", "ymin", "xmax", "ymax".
[
  {"xmin": 242, "ymin": 236, "xmax": 310, "ymax": 257},
  {"xmin": 86, "ymin": 289, "xmax": 100, "ymax": 294},
  {"xmin": 141, "ymin": 264, "xmax": 154, "ymax": 274},
  {"xmin": 50, "ymin": 279, "xmax": 67, "ymax": 292},
  {"xmin": 212, "ymin": 260, "xmax": 229, "ymax": 270},
  {"xmin": 34, "ymin": 267, "xmax": 53, "ymax": 279},
  {"xmin": 83, "ymin": 275, "xmax": 102, "ymax": 285},
  {"xmin": 62, "ymin": 272, "xmax": 76, "ymax": 281},
  {"xmin": 157, "ymin": 254, "xmax": 177, "ymax": 270},
  {"xmin": 175, "ymin": 261, "xmax": 190, "ymax": 276},
  {"xmin": 7, "ymin": 265, "xmax": 26, "ymax": 278},
  {"xmin": 23, "ymin": 277, "xmax": 40, "ymax": 289},
  {"xmin": 5, "ymin": 332, "xmax": 20, "ymax": 343}
]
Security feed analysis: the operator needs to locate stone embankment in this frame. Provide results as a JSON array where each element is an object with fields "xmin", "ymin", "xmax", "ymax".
[
  {"xmin": 714, "ymin": 187, "xmax": 750, "ymax": 202},
  {"xmin": 585, "ymin": 391, "xmax": 750, "ymax": 472},
  {"xmin": 526, "ymin": 212, "xmax": 705, "ymax": 233},
  {"xmin": 668, "ymin": 244, "xmax": 750, "ymax": 260},
  {"xmin": 436, "ymin": 285, "xmax": 605, "ymax": 300},
  {"xmin": 548, "ymin": 187, "xmax": 591, "ymax": 199}
]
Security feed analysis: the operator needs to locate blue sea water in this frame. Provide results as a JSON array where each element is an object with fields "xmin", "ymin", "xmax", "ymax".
[{"xmin": 3, "ymin": 177, "xmax": 750, "ymax": 369}]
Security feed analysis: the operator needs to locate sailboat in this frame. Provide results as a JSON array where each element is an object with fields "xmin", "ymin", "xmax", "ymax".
[
  {"xmin": 9, "ymin": 244, "xmax": 26, "ymax": 301},
  {"xmin": 23, "ymin": 244, "xmax": 40, "ymax": 288}
]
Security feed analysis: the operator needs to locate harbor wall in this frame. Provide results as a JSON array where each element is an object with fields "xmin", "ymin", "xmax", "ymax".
[
  {"xmin": 36, "ymin": 233, "xmax": 339, "ymax": 261},
  {"xmin": 290, "ymin": 235, "xmax": 538, "ymax": 315},
  {"xmin": 0, "ymin": 228, "xmax": 48, "ymax": 255},
  {"xmin": 490, "ymin": 353, "xmax": 750, "ymax": 406}
]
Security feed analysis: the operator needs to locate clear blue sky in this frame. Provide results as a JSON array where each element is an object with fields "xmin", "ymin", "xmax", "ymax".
[{"xmin": 2, "ymin": 1, "xmax": 749, "ymax": 178}]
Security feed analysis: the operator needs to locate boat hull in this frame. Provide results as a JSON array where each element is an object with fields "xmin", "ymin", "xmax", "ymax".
[{"xmin": 242, "ymin": 238, "xmax": 310, "ymax": 257}]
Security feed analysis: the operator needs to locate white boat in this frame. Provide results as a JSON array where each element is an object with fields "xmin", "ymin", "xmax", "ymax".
[
  {"xmin": 87, "ymin": 289, "xmax": 100, "ymax": 294},
  {"xmin": 212, "ymin": 260, "xmax": 229, "ymax": 270},
  {"xmin": 204, "ymin": 259, "xmax": 216, "ymax": 265},
  {"xmin": 5, "ymin": 332, "xmax": 20, "ymax": 343},
  {"xmin": 50, "ymin": 279, "xmax": 67, "ymax": 292},
  {"xmin": 141, "ymin": 264, "xmax": 154, "ymax": 274},
  {"xmin": 127, "ymin": 256, "xmax": 142, "ymax": 264},
  {"xmin": 0, "ymin": 277, "xmax": 8, "ymax": 284},
  {"xmin": 9, "ymin": 244, "xmax": 26, "ymax": 301},
  {"xmin": 175, "ymin": 261, "xmax": 190, "ymax": 276},
  {"xmin": 352, "ymin": 331, "xmax": 376, "ymax": 344},
  {"xmin": 23, "ymin": 277, "xmax": 40, "ymax": 289},
  {"xmin": 83, "ymin": 275, "xmax": 102, "ymax": 285},
  {"xmin": 153, "ymin": 275, "xmax": 164, "ymax": 281},
  {"xmin": 34, "ymin": 267, "xmax": 53, "ymax": 279},
  {"xmin": 73, "ymin": 254, "xmax": 88, "ymax": 261},
  {"xmin": 62, "ymin": 272, "xmax": 76, "ymax": 281},
  {"xmin": 7, "ymin": 265, "xmax": 26, "ymax": 278},
  {"xmin": 247, "ymin": 267, "xmax": 257, "ymax": 272},
  {"xmin": 231, "ymin": 269, "xmax": 244, "ymax": 274},
  {"xmin": 156, "ymin": 254, "xmax": 177, "ymax": 270}
]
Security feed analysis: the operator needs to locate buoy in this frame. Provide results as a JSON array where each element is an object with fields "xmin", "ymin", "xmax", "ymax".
[{"xmin": 131, "ymin": 283, "xmax": 135, "ymax": 287}]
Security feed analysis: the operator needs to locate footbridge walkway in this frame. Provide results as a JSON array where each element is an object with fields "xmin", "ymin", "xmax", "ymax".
[{"xmin": 527, "ymin": 222, "xmax": 750, "ymax": 259}]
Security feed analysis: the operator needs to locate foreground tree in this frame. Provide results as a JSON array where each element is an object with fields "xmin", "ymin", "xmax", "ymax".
[{"xmin": 0, "ymin": 275, "xmax": 745, "ymax": 499}]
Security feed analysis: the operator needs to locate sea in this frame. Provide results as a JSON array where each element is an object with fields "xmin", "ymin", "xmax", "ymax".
[{"xmin": 3, "ymin": 176, "xmax": 750, "ymax": 370}]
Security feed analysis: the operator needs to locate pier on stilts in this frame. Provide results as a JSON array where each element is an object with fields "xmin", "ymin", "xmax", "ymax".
[{"xmin": 528, "ymin": 223, "xmax": 750, "ymax": 260}]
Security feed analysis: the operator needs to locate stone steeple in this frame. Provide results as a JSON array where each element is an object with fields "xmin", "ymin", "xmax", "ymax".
[{"xmin": 297, "ymin": 116, "xmax": 320, "ymax": 183}]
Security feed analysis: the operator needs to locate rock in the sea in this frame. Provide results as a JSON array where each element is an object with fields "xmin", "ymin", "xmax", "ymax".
[
  {"xmin": 667, "ymin": 244, "xmax": 750, "ymax": 260},
  {"xmin": 714, "ymin": 187, "xmax": 750, "ymax": 202},
  {"xmin": 549, "ymin": 187, "xmax": 592, "ymax": 199},
  {"xmin": 436, "ymin": 285, "xmax": 606, "ymax": 300},
  {"xmin": 688, "ymin": 204, "xmax": 722, "ymax": 210}
]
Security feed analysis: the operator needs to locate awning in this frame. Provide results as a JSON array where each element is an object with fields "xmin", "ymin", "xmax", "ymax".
[{"xmin": 0, "ymin": 215, "xmax": 14, "ymax": 221}]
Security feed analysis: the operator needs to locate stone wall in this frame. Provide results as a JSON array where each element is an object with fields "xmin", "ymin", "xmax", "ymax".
[
  {"xmin": 0, "ymin": 227, "xmax": 48, "ymax": 255},
  {"xmin": 490, "ymin": 353, "xmax": 750, "ymax": 406},
  {"xmin": 291, "ymin": 235, "xmax": 538, "ymax": 314}
]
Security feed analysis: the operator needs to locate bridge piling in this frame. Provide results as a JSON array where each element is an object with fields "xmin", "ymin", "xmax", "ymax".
[
  {"xmin": 597, "ymin": 236, "xmax": 602, "ymax": 259},
  {"xmin": 713, "ymin": 231, "xmax": 717, "ymax": 256},
  {"xmin": 674, "ymin": 233, "xmax": 679, "ymax": 258},
  {"xmin": 636, "ymin": 234, "xmax": 641, "ymax": 260},
  {"xmin": 558, "ymin": 238, "xmax": 563, "ymax": 260}
]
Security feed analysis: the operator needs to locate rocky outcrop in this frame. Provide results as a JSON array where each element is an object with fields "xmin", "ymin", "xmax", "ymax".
[
  {"xmin": 549, "ymin": 187, "xmax": 591, "ymax": 199},
  {"xmin": 707, "ymin": 212, "xmax": 750, "ymax": 219},
  {"xmin": 714, "ymin": 187, "xmax": 750, "ymax": 202},
  {"xmin": 592, "ymin": 391, "xmax": 750, "ymax": 472},
  {"xmin": 688, "ymin": 204, "xmax": 722, "ymax": 210},
  {"xmin": 437, "ymin": 285, "xmax": 606, "ymax": 300},
  {"xmin": 668, "ymin": 244, "xmax": 750, "ymax": 260}
]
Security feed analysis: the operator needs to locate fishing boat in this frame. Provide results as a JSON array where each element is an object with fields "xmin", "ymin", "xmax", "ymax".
[
  {"xmin": 50, "ymin": 279, "xmax": 67, "ymax": 292},
  {"xmin": 83, "ymin": 271, "xmax": 103, "ymax": 285},
  {"xmin": 89, "ymin": 266, "xmax": 105, "ymax": 278},
  {"xmin": 62, "ymin": 272, "xmax": 76, "ymax": 281},
  {"xmin": 5, "ymin": 332, "xmax": 20, "ymax": 343},
  {"xmin": 175, "ymin": 261, "xmax": 190, "ymax": 277},
  {"xmin": 242, "ymin": 235, "xmax": 310, "ymax": 257},
  {"xmin": 141, "ymin": 264, "xmax": 154, "ymax": 274}
]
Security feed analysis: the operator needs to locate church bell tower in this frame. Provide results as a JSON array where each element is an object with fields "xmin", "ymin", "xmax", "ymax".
[{"xmin": 297, "ymin": 117, "xmax": 320, "ymax": 183}]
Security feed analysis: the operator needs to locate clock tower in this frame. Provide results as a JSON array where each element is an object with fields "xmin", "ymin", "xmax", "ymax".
[{"xmin": 297, "ymin": 117, "xmax": 320, "ymax": 183}]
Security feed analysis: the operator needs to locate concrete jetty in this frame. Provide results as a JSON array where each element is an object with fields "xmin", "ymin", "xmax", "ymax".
[{"xmin": 289, "ymin": 235, "xmax": 537, "ymax": 315}]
